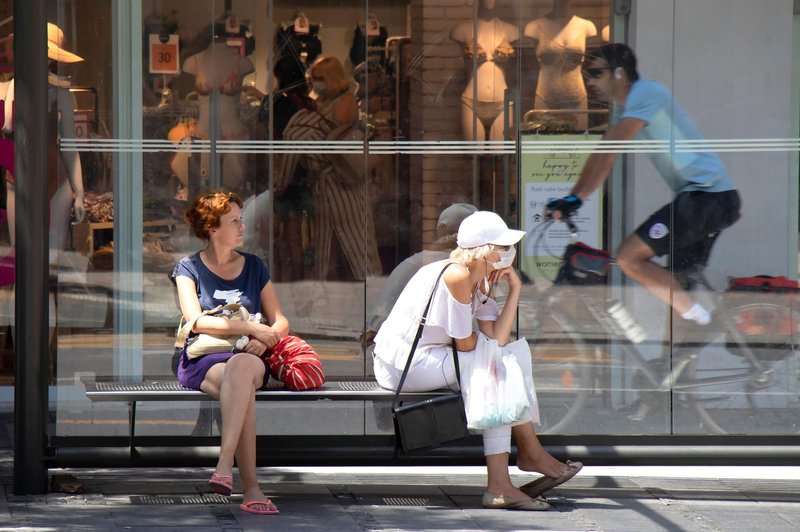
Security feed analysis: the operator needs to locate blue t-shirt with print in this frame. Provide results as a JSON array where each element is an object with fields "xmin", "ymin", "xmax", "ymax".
[
  {"xmin": 172, "ymin": 252, "xmax": 270, "ymax": 314},
  {"xmin": 612, "ymin": 78, "xmax": 735, "ymax": 193}
]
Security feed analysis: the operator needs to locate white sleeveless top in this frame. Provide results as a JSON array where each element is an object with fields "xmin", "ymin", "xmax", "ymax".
[{"xmin": 373, "ymin": 260, "xmax": 500, "ymax": 370}]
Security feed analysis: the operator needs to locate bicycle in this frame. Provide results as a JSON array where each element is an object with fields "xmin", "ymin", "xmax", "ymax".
[{"xmin": 521, "ymin": 216, "xmax": 800, "ymax": 435}]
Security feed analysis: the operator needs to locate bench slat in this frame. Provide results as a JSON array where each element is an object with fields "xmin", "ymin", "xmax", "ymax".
[{"xmin": 84, "ymin": 380, "xmax": 450, "ymax": 402}]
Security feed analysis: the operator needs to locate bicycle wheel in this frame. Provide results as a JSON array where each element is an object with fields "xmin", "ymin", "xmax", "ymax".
[
  {"xmin": 528, "ymin": 311, "xmax": 594, "ymax": 434},
  {"xmin": 686, "ymin": 301, "xmax": 800, "ymax": 435}
]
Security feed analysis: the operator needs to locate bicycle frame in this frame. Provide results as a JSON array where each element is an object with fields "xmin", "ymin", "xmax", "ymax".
[{"xmin": 523, "ymin": 218, "xmax": 794, "ymax": 434}]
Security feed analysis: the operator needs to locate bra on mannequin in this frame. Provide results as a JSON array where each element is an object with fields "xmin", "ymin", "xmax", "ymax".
[
  {"xmin": 463, "ymin": 39, "xmax": 515, "ymax": 66},
  {"xmin": 195, "ymin": 69, "xmax": 244, "ymax": 97}
]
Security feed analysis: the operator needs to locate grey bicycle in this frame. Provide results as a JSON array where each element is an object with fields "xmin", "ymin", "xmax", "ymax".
[{"xmin": 522, "ymin": 217, "xmax": 800, "ymax": 435}]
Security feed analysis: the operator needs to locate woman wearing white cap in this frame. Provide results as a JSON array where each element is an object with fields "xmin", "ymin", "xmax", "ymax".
[{"xmin": 373, "ymin": 211, "xmax": 582, "ymax": 511}]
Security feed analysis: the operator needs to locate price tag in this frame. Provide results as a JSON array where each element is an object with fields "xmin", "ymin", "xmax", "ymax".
[
  {"xmin": 73, "ymin": 112, "xmax": 90, "ymax": 139},
  {"xmin": 367, "ymin": 18, "xmax": 380, "ymax": 37},
  {"xmin": 149, "ymin": 34, "xmax": 179, "ymax": 74}
]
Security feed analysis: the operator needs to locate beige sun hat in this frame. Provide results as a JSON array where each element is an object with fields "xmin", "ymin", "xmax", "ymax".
[{"xmin": 47, "ymin": 22, "xmax": 83, "ymax": 63}]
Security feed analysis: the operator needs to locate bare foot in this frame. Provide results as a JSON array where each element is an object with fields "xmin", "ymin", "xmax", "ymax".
[
  {"xmin": 516, "ymin": 449, "xmax": 566, "ymax": 478},
  {"xmin": 213, "ymin": 459, "xmax": 234, "ymax": 480},
  {"xmin": 242, "ymin": 486, "xmax": 270, "ymax": 505}
]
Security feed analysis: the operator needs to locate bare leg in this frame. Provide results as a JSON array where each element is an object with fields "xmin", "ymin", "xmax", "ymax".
[
  {"xmin": 616, "ymin": 233, "xmax": 694, "ymax": 314},
  {"xmin": 200, "ymin": 354, "xmax": 266, "ymax": 479},
  {"xmin": 512, "ymin": 423, "xmax": 567, "ymax": 478},
  {"xmin": 234, "ymin": 397, "xmax": 270, "ymax": 504},
  {"xmin": 485, "ymin": 452, "xmax": 533, "ymax": 499}
]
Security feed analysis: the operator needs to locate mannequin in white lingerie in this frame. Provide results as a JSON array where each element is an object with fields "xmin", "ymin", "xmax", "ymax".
[
  {"xmin": 184, "ymin": 39, "xmax": 254, "ymax": 192},
  {"xmin": 450, "ymin": 0, "xmax": 518, "ymax": 142},
  {"xmin": 524, "ymin": 0, "xmax": 597, "ymax": 131}
]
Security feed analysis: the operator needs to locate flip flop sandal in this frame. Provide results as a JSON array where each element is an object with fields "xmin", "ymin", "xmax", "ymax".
[
  {"xmin": 520, "ymin": 460, "xmax": 583, "ymax": 498},
  {"xmin": 240, "ymin": 499, "xmax": 280, "ymax": 515},
  {"xmin": 208, "ymin": 473, "xmax": 233, "ymax": 496}
]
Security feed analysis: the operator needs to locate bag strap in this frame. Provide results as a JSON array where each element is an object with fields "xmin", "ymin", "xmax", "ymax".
[
  {"xmin": 392, "ymin": 263, "xmax": 461, "ymax": 411},
  {"xmin": 173, "ymin": 303, "xmax": 241, "ymax": 351}
]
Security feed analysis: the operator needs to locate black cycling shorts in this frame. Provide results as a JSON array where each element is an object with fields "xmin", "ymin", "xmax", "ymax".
[{"xmin": 634, "ymin": 190, "xmax": 741, "ymax": 270}]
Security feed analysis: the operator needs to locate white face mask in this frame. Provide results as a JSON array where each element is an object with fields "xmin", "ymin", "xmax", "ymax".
[
  {"xmin": 490, "ymin": 246, "xmax": 516, "ymax": 270},
  {"xmin": 312, "ymin": 81, "xmax": 326, "ymax": 94},
  {"xmin": 476, "ymin": 274, "xmax": 490, "ymax": 304}
]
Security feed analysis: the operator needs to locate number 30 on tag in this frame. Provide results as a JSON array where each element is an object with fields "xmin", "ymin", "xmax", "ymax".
[{"xmin": 149, "ymin": 34, "xmax": 179, "ymax": 74}]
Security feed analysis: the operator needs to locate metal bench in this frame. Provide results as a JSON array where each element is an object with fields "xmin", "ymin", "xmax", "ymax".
[{"xmin": 83, "ymin": 378, "xmax": 450, "ymax": 457}]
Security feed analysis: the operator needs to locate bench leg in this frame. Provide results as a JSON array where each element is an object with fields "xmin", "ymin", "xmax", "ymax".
[{"xmin": 128, "ymin": 401, "xmax": 136, "ymax": 463}]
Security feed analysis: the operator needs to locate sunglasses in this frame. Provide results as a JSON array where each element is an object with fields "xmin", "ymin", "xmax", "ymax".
[{"xmin": 585, "ymin": 67, "xmax": 610, "ymax": 79}]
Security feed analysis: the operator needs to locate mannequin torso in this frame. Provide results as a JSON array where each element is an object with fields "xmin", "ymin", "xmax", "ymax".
[
  {"xmin": 525, "ymin": 14, "xmax": 597, "ymax": 129},
  {"xmin": 451, "ymin": 15, "xmax": 519, "ymax": 141},
  {"xmin": 184, "ymin": 42, "xmax": 254, "ymax": 139},
  {"xmin": 451, "ymin": 17, "xmax": 519, "ymax": 102}
]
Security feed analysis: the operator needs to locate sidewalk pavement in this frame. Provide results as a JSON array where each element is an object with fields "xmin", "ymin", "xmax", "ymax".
[{"xmin": 2, "ymin": 451, "xmax": 799, "ymax": 531}]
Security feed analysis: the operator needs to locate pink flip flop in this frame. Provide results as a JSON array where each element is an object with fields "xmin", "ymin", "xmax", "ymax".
[
  {"xmin": 240, "ymin": 499, "xmax": 279, "ymax": 515},
  {"xmin": 208, "ymin": 473, "xmax": 233, "ymax": 496}
]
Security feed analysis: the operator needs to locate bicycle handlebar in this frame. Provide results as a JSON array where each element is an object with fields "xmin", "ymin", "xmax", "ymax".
[{"xmin": 557, "ymin": 214, "xmax": 579, "ymax": 240}]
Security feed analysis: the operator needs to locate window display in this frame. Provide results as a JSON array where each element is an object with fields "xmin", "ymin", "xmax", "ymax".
[
  {"xmin": 450, "ymin": 0, "xmax": 518, "ymax": 142},
  {"xmin": 524, "ymin": 0, "xmax": 598, "ymax": 132},
  {"xmin": 0, "ymin": 0, "xmax": 792, "ymax": 447}
]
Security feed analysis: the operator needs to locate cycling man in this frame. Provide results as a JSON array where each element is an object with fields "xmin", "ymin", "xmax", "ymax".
[{"xmin": 546, "ymin": 44, "xmax": 740, "ymax": 327}]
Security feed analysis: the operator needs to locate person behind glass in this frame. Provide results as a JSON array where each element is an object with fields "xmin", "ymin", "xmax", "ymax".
[
  {"xmin": 546, "ymin": 44, "xmax": 740, "ymax": 329},
  {"xmin": 309, "ymin": 55, "xmax": 357, "ymax": 126},
  {"xmin": 259, "ymin": 55, "xmax": 316, "ymax": 280},
  {"xmin": 173, "ymin": 191, "xmax": 287, "ymax": 516},
  {"xmin": 364, "ymin": 203, "xmax": 477, "ymax": 347},
  {"xmin": 373, "ymin": 211, "xmax": 582, "ymax": 511},
  {"xmin": 285, "ymin": 55, "xmax": 380, "ymax": 280}
]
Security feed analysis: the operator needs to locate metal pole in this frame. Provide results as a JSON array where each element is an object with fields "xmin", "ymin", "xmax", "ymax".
[{"xmin": 13, "ymin": 0, "xmax": 50, "ymax": 494}]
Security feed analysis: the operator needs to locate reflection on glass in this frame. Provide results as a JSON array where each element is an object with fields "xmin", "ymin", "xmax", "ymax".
[{"xmin": 364, "ymin": 203, "xmax": 477, "ymax": 345}]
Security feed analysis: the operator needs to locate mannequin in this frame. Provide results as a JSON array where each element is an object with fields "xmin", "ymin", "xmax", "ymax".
[
  {"xmin": 524, "ymin": 0, "xmax": 597, "ymax": 131},
  {"xmin": 3, "ymin": 23, "xmax": 86, "ymax": 259},
  {"xmin": 183, "ymin": 35, "xmax": 254, "ymax": 192},
  {"xmin": 450, "ymin": 0, "xmax": 518, "ymax": 142}
]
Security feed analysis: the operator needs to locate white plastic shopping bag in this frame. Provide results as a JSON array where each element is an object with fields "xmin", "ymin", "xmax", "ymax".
[
  {"xmin": 502, "ymin": 337, "xmax": 540, "ymax": 425},
  {"xmin": 459, "ymin": 333, "xmax": 537, "ymax": 430}
]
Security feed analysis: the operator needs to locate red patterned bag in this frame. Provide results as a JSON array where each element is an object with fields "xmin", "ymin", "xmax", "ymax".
[{"xmin": 265, "ymin": 335, "xmax": 326, "ymax": 391}]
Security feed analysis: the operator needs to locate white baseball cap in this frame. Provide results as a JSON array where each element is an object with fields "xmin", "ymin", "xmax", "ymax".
[{"xmin": 456, "ymin": 211, "xmax": 526, "ymax": 248}]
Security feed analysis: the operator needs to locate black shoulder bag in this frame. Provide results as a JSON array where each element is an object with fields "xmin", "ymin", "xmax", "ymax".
[{"xmin": 392, "ymin": 263, "xmax": 470, "ymax": 454}]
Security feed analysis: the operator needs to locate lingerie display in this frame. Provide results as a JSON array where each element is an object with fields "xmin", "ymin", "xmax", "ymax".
[
  {"xmin": 275, "ymin": 24, "xmax": 322, "ymax": 67},
  {"xmin": 349, "ymin": 23, "xmax": 388, "ymax": 68},
  {"xmin": 534, "ymin": 42, "xmax": 587, "ymax": 111},
  {"xmin": 462, "ymin": 39, "xmax": 514, "ymax": 67}
]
